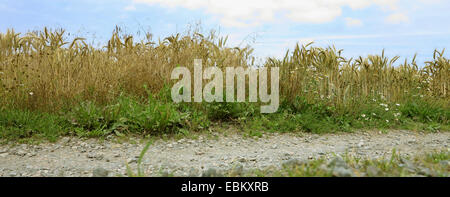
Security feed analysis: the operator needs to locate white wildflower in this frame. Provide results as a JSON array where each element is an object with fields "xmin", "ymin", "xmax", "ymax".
[{"xmin": 380, "ymin": 103, "xmax": 388, "ymax": 107}]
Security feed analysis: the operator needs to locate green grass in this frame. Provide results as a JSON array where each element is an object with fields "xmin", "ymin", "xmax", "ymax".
[
  {"xmin": 241, "ymin": 95, "xmax": 449, "ymax": 137},
  {"xmin": 234, "ymin": 150, "xmax": 450, "ymax": 177},
  {"xmin": 0, "ymin": 108, "xmax": 70, "ymax": 142},
  {"xmin": 0, "ymin": 92, "xmax": 448, "ymax": 143}
]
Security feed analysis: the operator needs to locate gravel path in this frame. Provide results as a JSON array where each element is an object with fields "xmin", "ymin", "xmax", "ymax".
[{"xmin": 0, "ymin": 129, "xmax": 448, "ymax": 177}]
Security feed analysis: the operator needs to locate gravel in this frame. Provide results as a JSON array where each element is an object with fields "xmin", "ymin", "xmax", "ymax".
[{"xmin": 0, "ymin": 130, "xmax": 448, "ymax": 177}]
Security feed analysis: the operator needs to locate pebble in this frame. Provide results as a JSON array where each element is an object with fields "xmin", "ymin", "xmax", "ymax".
[
  {"xmin": 17, "ymin": 150, "xmax": 27, "ymax": 156},
  {"xmin": 127, "ymin": 158, "xmax": 137, "ymax": 164},
  {"xmin": 87, "ymin": 153, "xmax": 104, "ymax": 160},
  {"xmin": 366, "ymin": 165, "xmax": 381, "ymax": 176},
  {"xmin": 92, "ymin": 167, "xmax": 109, "ymax": 177},
  {"xmin": 282, "ymin": 159, "xmax": 306, "ymax": 168},
  {"xmin": 202, "ymin": 168, "xmax": 223, "ymax": 177},
  {"xmin": 230, "ymin": 164, "xmax": 244, "ymax": 176}
]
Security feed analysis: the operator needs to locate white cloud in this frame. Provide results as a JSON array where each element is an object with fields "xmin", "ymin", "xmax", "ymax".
[
  {"xmin": 124, "ymin": 4, "xmax": 137, "ymax": 11},
  {"xmin": 385, "ymin": 13, "xmax": 409, "ymax": 24},
  {"xmin": 132, "ymin": 0, "xmax": 400, "ymax": 27},
  {"xmin": 345, "ymin": 17, "xmax": 363, "ymax": 27},
  {"xmin": 417, "ymin": 0, "xmax": 443, "ymax": 4}
]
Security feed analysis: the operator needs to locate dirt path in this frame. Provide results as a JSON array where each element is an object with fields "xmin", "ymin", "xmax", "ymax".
[{"xmin": 0, "ymin": 130, "xmax": 448, "ymax": 177}]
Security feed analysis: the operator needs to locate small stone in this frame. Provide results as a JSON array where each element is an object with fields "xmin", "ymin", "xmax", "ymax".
[
  {"xmin": 16, "ymin": 150, "xmax": 27, "ymax": 156},
  {"xmin": 358, "ymin": 141, "xmax": 364, "ymax": 147},
  {"xmin": 160, "ymin": 171, "xmax": 170, "ymax": 177},
  {"xmin": 188, "ymin": 168, "xmax": 200, "ymax": 177},
  {"xmin": 87, "ymin": 153, "xmax": 104, "ymax": 160},
  {"xmin": 439, "ymin": 160, "xmax": 449, "ymax": 167},
  {"xmin": 366, "ymin": 165, "xmax": 381, "ymax": 176},
  {"xmin": 127, "ymin": 158, "xmax": 137, "ymax": 164},
  {"xmin": 26, "ymin": 152, "xmax": 36, "ymax": 157},
  {"xmin": 0, "ymin": 152, "xmax": 8, "ymax": 158},
  {"xmin": 407, "ymin": 140, "xmax": 417, "ymax": 144},
  {"xmin": 282, "ymin": 159, "xmax": 306, "ymax": 168},
  {"xmin": 332, "ymin": 167, "xmax": 354, "ymax": 177},
  {"xmin": 400, "ymin": 158, "xmax": 416, "ymax": 172},
  {"xmin": 238, "ymin": 157, "xmax": 247, "ymax": 163},
  {"xmin": 418, "ymin": 167, "xmax": 433, "ymax": 177},
  {"xmin": 328, "ymin": 156, "xmax": 354, "ymax": 177},
  {"xmin": 202, "ymin": 168, "xmax": 223, "ymax": 177},
  {"xmin": 327, "ymin": 156, "xmax": 348, "ymax": 169},
  {"xmin": 230, "ymin": 164, "xmax": 244, "ymax": 176},
  {"xmin": 92, "ymin": 167, "xmax": 109, "ymax": 177},
  {"xmin": 60, "ymin": 137, "xmax": 71, "ymax": 144},
  {"xmin": 271, "ymin": 144, "xmax": 278, "ymax": 149}
]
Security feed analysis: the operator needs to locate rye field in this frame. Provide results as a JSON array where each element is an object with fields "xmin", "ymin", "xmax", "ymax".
[{"xmin": 0, "ymin": 27, "xmax": 449, "ymax": 142}]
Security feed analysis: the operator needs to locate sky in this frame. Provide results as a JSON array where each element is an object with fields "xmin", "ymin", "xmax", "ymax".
[{"xmin": 1, "ymin": 0, "xmax": 450, "ymax": 65}]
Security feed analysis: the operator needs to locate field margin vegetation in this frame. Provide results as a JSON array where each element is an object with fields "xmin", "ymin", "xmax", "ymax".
[{"xmin": 0, "ymin": 27, "xmax": 448, "ymax": 143}]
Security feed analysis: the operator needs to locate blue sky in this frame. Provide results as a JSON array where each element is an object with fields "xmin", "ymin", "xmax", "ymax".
[{"xmin": 1, "ymin": 0, "xmax": 449, "ymax": 65}]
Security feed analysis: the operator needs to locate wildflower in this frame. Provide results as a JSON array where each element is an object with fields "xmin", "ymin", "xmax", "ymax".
[
  {"xmin": 386, "ymin": 120, "xmax": 389, "ymax": 123},
  {"xmin": 361, "ymin": 114, "xmax": 366, "ymax": 118},
  {"xmin": 385, "ymin": 108, "xmax": 389, "ymax": 111},
  {"xmin": 29, "ymin": 92, "xmax": 34, "ymax": 96},
  {"xmin": 395, "ymin": 103, "xmax": 400, "ymax": 107},
  {"xmin": 372, "ymin": 113, "xmax": 376, "ymax": 116},
  {"xmin": 394, "ymin": 113, "xmax": 401, "ymax": 117},
  {"xmin": 420, "ymin": 95, "xmax": 424, "ymax": 98},
  {"xmin": 380, "ymin": 103, "xmax": 388, "ymax": 107}
]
